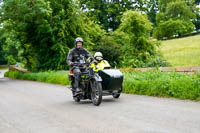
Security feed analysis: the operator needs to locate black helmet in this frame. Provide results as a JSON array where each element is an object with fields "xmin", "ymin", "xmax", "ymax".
[{"xmin": 75, "ymin": 37, "xmax": 83, "ymax": 48}]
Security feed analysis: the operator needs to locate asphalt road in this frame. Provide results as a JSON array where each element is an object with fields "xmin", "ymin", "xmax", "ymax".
[
  {"xmin": 0, "ymin": 69, "xmax": 8, "ymax": 78},
  {"xmin": 0, "ymin": 71, "xmax": 200, "ymax": 133}
]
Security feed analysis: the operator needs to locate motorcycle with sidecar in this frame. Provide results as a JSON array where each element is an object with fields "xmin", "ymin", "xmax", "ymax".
[{"xmin": 68, "ymin": 57, "xmax": 123, "ymax": 106}]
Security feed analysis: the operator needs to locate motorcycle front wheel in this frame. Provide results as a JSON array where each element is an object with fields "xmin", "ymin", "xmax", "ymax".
[{"xmin": 90, "ymin": 81, "xmax": 102, "ymax": 106}]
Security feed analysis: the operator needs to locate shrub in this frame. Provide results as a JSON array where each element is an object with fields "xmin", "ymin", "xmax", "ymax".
[
  {"xmin": 123, "ymin": 71, "xmax": 200, "ymax": 101},
  {"xmin": 115, "ymin": 10, "xmax": 169, "ymax": 68}
]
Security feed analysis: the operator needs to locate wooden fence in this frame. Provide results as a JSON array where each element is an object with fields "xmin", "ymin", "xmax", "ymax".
[
  {"xmin": 2, "ymin": 65, "xmax": 200, "ymax": 74},
  {"xmin": 0, "ymin": 65, "xmax": 9, "ymax": 68}
]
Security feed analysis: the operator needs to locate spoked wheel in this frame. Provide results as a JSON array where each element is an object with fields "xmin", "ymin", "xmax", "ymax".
[{"xmin": 90, "ymin": 80, "xmax": 102, "ymax": 106}]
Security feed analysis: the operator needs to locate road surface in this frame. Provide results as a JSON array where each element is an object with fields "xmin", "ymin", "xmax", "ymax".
[
  {"xmin": 0, "ymin": 69, "xmax": 8, "ymax": 78},
  {"xmin": 0, "ymin": 74, "xmax": 200, "ymax": 133}
]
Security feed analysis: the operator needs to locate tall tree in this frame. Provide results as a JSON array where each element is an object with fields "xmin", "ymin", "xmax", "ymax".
[
  {"xmin": 115, "ymin": 10, "xmax": 164, "ymax": 67},
  {"xmin": 146, "ymin": 0, "xmax": 159, "ymax": 26},
  {"xmin": 79, "ymin": 0, "xmax": 160, "ymax": 31},
  {"xmin": 79, "ymin": 0, "xmax": 138, "ymax": 31},
  {"xmin": 0, "ymin": 29, "xmax": 7, "ymax": 65},
  {"xmin": 154, "ymin": 0, "xmax": 196, "ymax": 39},
  {"xmin": 195, "ymin": 0, "xmax": 200, "ymax": 4},
  {"xmin": 0, "ymin": 0, "xmax": 104, "ymax": 71},
  {"xmin": 194, "ymin": 0, "xmax": 200, "ymax": 31}
]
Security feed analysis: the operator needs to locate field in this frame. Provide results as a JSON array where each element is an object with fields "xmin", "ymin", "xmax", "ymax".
[{"xmin": 160, "ymin": 34, "xmax": 200, "ymax": 66}]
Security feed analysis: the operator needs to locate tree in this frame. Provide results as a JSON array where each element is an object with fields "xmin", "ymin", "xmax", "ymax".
[
  {"xmin": 194, "ymin": 13, "xmax": 200, "ymax": 31},
  {"xmin": 92, "ymin": 35, "xmax": 121, "ymax": 67},
  {"xmin": 0, "ymin": 0, "xmax": 104, "ymax": 71},
  {"xmin": 0, "ymin": 29, "xmax": 7, "ymax": 65},
  {"xmin": 114, "ymin": 10, "xmax": 167, "ymax": 68},
  {"xmin": 79, "ymin": 0, "xmax": 135, "ymax": 31},
  {"xmin": 194, "ymin": 0, "xmax": 200, "ymax": 31},
  {"xmin": 1, "ymin": 29, "xmax": 23, "ymax": 65},
  {"xmin": 154, "ymin": 0, "xmax": 196, "ymax": 39},
  {"xmin": 146, "ymin": 0, "xmax": 159, "ymax": 26},
  {"xmin": 78, "ymin": 0, "xmax": 163, "ymax": 31},
  {"xmin": 195, "ymin": 0, "xmax": 200, "ymax": 4}
]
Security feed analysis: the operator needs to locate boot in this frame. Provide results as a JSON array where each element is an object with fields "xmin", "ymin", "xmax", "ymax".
[{"xmin": 74, "ymin": 88, "xmax": 82, "ymax": 96}]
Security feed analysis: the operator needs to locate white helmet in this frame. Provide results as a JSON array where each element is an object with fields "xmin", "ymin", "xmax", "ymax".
[{"xmin": 94, "ymin": 52, "xmax": 103, "ymax": 58}]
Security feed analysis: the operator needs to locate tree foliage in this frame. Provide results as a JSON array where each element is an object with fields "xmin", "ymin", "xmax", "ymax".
[
  {"xmin": 154, "ymin": 0, "xmax": 196, "ymax": 39},
  {"xmin": 194, "ymin": 0, "xmax": 200, "ymax": 31},
  {"xmin": 112, "ymin": 10, "xmax": 168, "ymax": 67},
  {"xmin": 79, "ymin": 0, "xmax": 160, "ymax": 31},
  {"xmin": 79, "ymin": 0, "xmax": 135, "ymax": 31},
  {"xmin": 92, "ymin": 35, "xmax": 122, "ymax": 67},
  {"xmin": 0, "ymin": 29, "xmax": 7, "ymax": 65},
  {"xmin": 0, "ymin": 0, "xmax": 104, "ymax": 71},
  {"xmin": 89, "ymin": 10, "xmax": 169, "ymax": 68},
  {"xmin": 2, "ymin": 0, "xmax": 194, "ymax": 70}
]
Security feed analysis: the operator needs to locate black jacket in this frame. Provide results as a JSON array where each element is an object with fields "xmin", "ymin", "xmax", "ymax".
[{"xmin": 67, "ymin": 48, "xmax": 92, "ymax": 66}]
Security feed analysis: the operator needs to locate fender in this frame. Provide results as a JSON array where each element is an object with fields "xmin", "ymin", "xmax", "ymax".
[{"xmin": 94, "ymin": 73, "xmax": 102, "ymax": 82}]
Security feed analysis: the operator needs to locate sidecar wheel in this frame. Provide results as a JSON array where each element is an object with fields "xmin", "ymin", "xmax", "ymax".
[
  {"xmin": 91, "ymin": 81, "xmax": 102, "ymax": 106},
  {"xmin": 112, "ymin": 93, "xmax": 120, "ymax": 98}
]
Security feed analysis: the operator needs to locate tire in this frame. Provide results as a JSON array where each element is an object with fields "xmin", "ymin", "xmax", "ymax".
[
  {"xmin": 112, "ymin": 93, "xmax": 120, "ymax": 98},
  {"xmin": 91, "ymin": 81, "xmax": 102, "ymax": 106},
  {"xmin": 112, "ymin": 87, "xmax": 122, "ymax": 98}
]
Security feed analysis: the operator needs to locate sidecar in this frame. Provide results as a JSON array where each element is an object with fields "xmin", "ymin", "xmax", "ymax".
[{"xmin": 98, "ymin": 69, "xmax": 123, "ymax": 98}]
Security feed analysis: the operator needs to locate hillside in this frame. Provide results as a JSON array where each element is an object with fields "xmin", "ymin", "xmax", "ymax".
[{"xmin": 160, "ymin": 34, "xmax": 200, "ymax": 66}]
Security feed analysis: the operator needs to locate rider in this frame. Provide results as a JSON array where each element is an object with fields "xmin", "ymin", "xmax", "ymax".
[
  {"xmin": 67, "ymin": 37, "xmax": 92, "ymax": 95},
  {"xmin": 91, "ymin": 52, "xmax": 110, "ymax": 71}
]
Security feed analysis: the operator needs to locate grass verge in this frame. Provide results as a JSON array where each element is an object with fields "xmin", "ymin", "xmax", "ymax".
[
  {"xmin": 0, "ymin": 68, "xmax": 8, "ymax": 70},
  {"xmin": 123, "ymin": 71, "xmax": 200, "ymax": 101},
  {"xmin": 4, "ymin": 70, "xmax": 200, "ymax": 101},
  {"xmin": 4, "ymin": 71, "xmax": 70, "ymax": 85}
]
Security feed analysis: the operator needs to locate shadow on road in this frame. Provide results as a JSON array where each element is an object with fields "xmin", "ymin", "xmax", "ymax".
[{"xmin": 61, "ymin": 97, "xmax": 121, "ymax": 107}]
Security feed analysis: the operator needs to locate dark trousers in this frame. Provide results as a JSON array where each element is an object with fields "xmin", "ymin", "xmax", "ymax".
[{"xmin": 72, "ymin": 67, "xmax": 81, "ymax": 89}]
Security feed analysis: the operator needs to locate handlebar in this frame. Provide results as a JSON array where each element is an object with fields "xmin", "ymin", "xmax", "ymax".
[{"xmin": 73, "ymin": 62, "xmax": 90, "ymax": 68}]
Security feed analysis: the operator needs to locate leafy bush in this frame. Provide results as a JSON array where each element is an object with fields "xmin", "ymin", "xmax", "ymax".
[
  {"xmin": 123, "ymin": 71, "xmax": 200, "ymax": 101},
  {"xmin": 92, "ymin": 35, "xmax": 122, "ymax": 67},
  {"xmin": 153, "ymin": 19, "xmax": 194, "ymax": 39},
  {"xmin": 154, "ymin": 0, "xmax": 195, "ymax": 40},
  {"xmin": 114, "ymin": 10, "xmax": 170, "ymax": 68},
  {"xmin": 1, "ymin": 0, "xmax": 105, "ymax": 71}
]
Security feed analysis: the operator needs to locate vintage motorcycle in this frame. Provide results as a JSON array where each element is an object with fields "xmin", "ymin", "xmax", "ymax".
[{"xmin": 68, "ymin": 57, "xmax": 123, "ymax": 106}]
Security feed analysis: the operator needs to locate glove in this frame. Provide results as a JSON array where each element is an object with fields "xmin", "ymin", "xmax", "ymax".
[
  {"xmin": 69, "ymin": 62, "xmax": 74, "ymax": 66},
  {"xmin": 87, "ymin": 57, "xmax": 94, "ymax": 63}
]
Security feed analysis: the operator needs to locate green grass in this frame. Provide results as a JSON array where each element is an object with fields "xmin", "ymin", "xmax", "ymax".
[
  {"xmin": 123, "ymin": 71, "xmax": 200, "ymax": 101},
  {"xmin": 5, "ymin": 70, "xmax": 200, "ymax": 101},
  {"xmin": 160, "ymin": 34, "xmax": 200, "ymax": 66},
  {"xmin": 4, "ymin": 71, "xmax": 70, "ymax": 85},
  {"xmin": 0, "ymin": 67, "xmax": 8, "ymax": 70}
]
